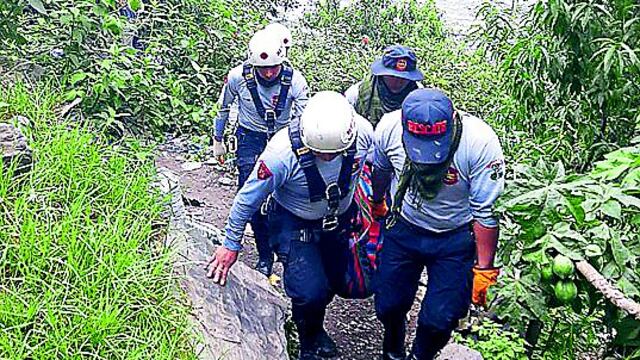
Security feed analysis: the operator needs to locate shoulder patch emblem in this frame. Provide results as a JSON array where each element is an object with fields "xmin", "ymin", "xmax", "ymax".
[
  {"xmin": 257, "ymin": 161, "xmax": 273, "ymax": 180},
  {"xmin": 443, "ymin": 166, "xmax": 459, "ymax": 185},
  {"xmin": 486, "ymin": 159, "xmax": 505, "ymax": 181}
]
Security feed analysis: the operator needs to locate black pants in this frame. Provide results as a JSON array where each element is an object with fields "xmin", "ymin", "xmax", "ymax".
[
  {"xmin": 374, "ymin": 218, "xmax": 475, "ymax": 359},
  {"xmin": 268, "ymin": 205, "xmax": 353, "ymax": 346}
]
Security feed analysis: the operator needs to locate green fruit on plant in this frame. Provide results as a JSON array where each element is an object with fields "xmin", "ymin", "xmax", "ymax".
[
  {"xmin": 552, "ymin": 254, "xmax": 574, "ymax": 279},
  {"xmin": 554, "ymin": 280, "xmax": 578, "ymax": 304},
  {"xmin": 541, "ymin": 265, "xmax": 554, "ymax": 282}
]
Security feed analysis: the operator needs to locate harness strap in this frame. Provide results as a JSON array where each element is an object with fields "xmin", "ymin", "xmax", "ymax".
[
  {"xmin": 243, "ymin": 63, "xmax": 294, "ymax": 137},
  {"xmin": 289, "ymin": 118, "xmax": 325, "ymax": 202},
  {"xmin": 288, "ymin": 118, "xmax": 359, "ymax": 231}
]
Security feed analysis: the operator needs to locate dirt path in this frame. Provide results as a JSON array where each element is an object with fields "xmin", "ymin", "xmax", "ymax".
[{"xmin": 155, "ymin": 137, "xmax": 427, "ymax": 359}]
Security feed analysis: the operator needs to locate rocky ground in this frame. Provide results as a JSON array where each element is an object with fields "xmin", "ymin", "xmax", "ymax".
[{"xmin": 155, "ymin": 136, "xmax": 481, "ymax": 360}]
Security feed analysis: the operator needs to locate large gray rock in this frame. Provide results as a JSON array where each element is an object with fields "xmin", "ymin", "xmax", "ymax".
[
  {"xmin": 437, "ymin": 343, "xmax": 483, "ymax": 360},
  {"xmin": 157, "ymin": 168, "xmax": 289, "ymax": 360},
  {"xmin": 1, "ymin": 122, "xmax": 32, "ymax": 175}
]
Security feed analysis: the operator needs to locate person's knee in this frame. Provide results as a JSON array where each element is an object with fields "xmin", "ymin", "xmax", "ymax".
[
  {"xmin": 375, "ymin": 289, "xmax": 413, "ymax": 323},
  {"xmin": 419, "ymin": 302, "xmax": 467, "ymax": 332},
  {"xmin": 291, "ymin": 285, "xmax": 329, "ymax": 312}
]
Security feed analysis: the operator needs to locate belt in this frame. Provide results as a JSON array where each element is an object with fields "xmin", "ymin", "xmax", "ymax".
[
  {"xmin": 271, "ymin": 201, "xmax": 354, "ymax": 232},
  {"xmin": 398, "ymin": 215, "xmax": 471, "ymax": 237}
]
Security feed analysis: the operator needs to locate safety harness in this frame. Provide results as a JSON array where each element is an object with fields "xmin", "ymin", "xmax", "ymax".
[
  {"xmin": 242, "ymin": 62, "xmax": 293, "ymax": 137},
  {"xmin": 288, "ymin": 118, "xmax": 358, "ymax": 231}
]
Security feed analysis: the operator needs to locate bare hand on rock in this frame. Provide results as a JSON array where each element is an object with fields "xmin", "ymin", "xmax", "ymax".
[{"xmin": 205, "ymin": 246, "xmax": 239, "ymax": 286}]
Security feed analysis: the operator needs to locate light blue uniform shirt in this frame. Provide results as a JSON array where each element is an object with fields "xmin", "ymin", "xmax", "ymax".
[
  {"xmin": 214, "ymin": 64, "xmax": 309, "ymax": 138},
  {"xmin": 373, "ymin": 110, "xmax": 505, "ymax": 232},
  {"xmin": 223, "ymin": 115, "xmax": 374, "ymax": 251}
]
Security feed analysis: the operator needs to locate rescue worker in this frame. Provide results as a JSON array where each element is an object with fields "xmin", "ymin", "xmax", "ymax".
[
  {"xmin": 211, "ymin": 29, "xmax": 309, "ymax": 277},
  {"xmin": 264, "ymin": 23, "xmax": 293, "ymax": 57},
  {"xmin": 206, "ymin": 91, "xmax": 374, "ymax": 360},
  {"xmin": 345, "ymin": 45, "xmax": 424, "ymax": 128},
  {"xmin": 370, "ymin": 89, "xmax": 505, "ymax": 360}
]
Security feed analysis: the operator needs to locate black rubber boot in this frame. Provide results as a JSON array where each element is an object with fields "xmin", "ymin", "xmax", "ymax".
[
  {"xmin": 382, "ymin": 318, "xmax": 406, "ymax": 360},
  {"xmin": 254, "ymin": 258, "xmax": 273, "ymax": 277},
  {"xmin": 313, "ymin": 329, "xmax": 338, "ymax": 357},
  {"xmin": 297, "ymin": 350, "xmax": 322, "ymax": 360},
  {"xmin": 299, "ymin": 329, "xmax": 337, "ymax": 359},
  {"xmin": 410, "ymin": 324, "xmax": 451, "ymax": 360},
  {"xmin": 381, "ymin": 350, "xmax": 406, "ymax": 360}
]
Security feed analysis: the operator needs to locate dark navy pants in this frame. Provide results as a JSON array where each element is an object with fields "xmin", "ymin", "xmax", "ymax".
[
  {"xmin": 374, "ymin": 217, "xmax": 475, "ymax": 359},
  {"xmin": 235, "ymin": 126, "xmax": 272, "ymax": 265},
  {"xmin": 268, "ymin": 204, "xmax": 353, "ymax": 346}
]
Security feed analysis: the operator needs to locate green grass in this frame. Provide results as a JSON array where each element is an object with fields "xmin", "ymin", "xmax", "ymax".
[{"xmin": 0, "ymin": 83, "xmax": 196, "ymax": 359}]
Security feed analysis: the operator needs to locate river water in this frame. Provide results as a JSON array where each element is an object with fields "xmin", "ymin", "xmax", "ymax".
[{"xmin": 275, "ymin": 0, "xmax": 534, "ymax": 38}]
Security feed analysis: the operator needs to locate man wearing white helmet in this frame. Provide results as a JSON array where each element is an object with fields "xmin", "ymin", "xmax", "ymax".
[
  {"xmin": 206, "ymin": 92, "xmax": 374, "ymax": 360},
  {"xmin": 212, "ymin": 29, "xmax": 309, "ymax": 277},
  {"xmin": 264, "ymin": 23, "xmax": 293, "ymax": 56}
]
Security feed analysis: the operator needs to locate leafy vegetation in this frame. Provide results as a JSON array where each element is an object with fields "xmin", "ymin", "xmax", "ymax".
[
  {"xmin": 468, "ymin": 1, "xmax": 640, "ymax": 358},
  {"xmin": 454, "ymin": 319, "xmax": 528, "ymax": 360},
  {"xmin": 476, "ymin": 0, "xmax": 640, "ymax": 171},
  {"xmin": 2, "ymin": 0, "xmax": 640, "ymax": 358},
  {"xmin": 0, "ymin": 83, "xmax": 195, "ymax": 359},
  {"xmin": 0, "ymin": 0, "xmax": 269, "ymax": 136}
]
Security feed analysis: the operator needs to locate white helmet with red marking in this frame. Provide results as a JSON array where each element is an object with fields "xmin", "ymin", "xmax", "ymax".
[
  {"xmin": 300, "ymin": 91, "xmax": 356, "ymax": 153},
  {"xmin": 247, "ymin": 30, "xmax": 286, "ymax": 67},
  {"xmin": 264, "ymin": 23, "xmax": 293, "ymax": 51}
]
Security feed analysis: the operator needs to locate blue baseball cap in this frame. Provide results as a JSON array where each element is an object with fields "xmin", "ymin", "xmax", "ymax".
[
  {"xmin": 371, "ymin": 45, "xmax": 424, "ymax": 81},
  {"xmin": 401, "ymin": 88, "xmax": 455, "ymax": 164}
]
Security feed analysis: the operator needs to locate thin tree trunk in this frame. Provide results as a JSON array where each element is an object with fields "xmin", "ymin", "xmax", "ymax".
[{"xmin": 576, "ymin": 261, "xmax": 640, "ymax": 321}]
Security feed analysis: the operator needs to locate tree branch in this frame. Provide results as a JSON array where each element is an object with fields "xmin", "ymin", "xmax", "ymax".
[{"xmin": 576, "ymin": 261, "xmax": 640, "ymax": 321}]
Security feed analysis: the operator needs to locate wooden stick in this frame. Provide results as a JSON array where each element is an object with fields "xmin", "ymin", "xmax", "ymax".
[{"xmin": 576, "ymin": 260, "xmax": 640, "ymax": 321}]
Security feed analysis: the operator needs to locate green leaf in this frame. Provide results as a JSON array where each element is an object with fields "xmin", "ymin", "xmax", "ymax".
[
  {"xmin": 28, "ymin": 0, "xmax": 47, "ymax": 15},
  {"xmin": 584, "ymin": 244, "xmax": 603, "ymax": 257},
  {"xmin": 602, "ymin": 199, "xmax": 622, "ymax": 219},
  {"xmin": 603, "ymin": 45, "xmax": 617, "ymax": 74},
  {"xmin": 617, "ymin": 274, "xmax": 640, "ymax": 298},
  {"xmin": 552, "ymin": 222, "xmax": 586, "ymax": 243},
  {"xmin": 612, "ymin": 194, "xmax": 640, "ymax": 209},
  {"xmin": 565, "ymin": 196, "xmax": 585, "ymax": 224},
  {"xmin": 128, "ymin": 0, "xmax": 142, "ymax": 12},
  {"xmin": 548, "ymin": 233, "xmax": 584, "ymax": 260},
  {"xmin": 613, "ymin": 317, "xmax": 640, "ymax": 346},
  {"xmin": 70, "ymin": 72, "xmax": 88, "ymax": 85},
  {"xmin": 196, "ymin": 73, "xmax": 207, "ymax": 85},
  {"xmin": 610, "ymin": 230, "xmax": 630, "ymax": 268}
]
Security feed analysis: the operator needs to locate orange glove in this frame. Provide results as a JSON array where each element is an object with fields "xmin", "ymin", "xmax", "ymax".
[
  {"xmin": 369, "ymin": 197, "xmax": 389, "ymax": 220},
  {"xmin": 472, "ymin": 266, "xmax": 500, "ymax": 306}
]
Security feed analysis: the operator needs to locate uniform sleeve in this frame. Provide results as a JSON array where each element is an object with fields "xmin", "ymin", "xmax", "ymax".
[
  {"xmin": 214, "ymin": 72, "xmax": 238, "ymax": 139},
  {"xmin": 223, "ymin": 150, "xmax": 289, "ymax": 250},
  {"xmin": 468, "ymin": 134, "xmax": 506, "ymax": 228},
  {"xmin": 290, "ymin": 74, "xmax": 309, "ymax": 121},
  {"xmin": 344, "ymin": 83, "xmax": 359, "ymax": 107},
  {"xmin": 373, "ymin": 124, "xmax": 394, "ymax": 172}
]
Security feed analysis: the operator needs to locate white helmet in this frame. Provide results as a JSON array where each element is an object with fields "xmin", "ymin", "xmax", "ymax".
[
  {"xmin": 247, "ymin": 30, "xmax": 286, "ymax": 66},
  {"xmin": 300, "ymin": 91, "xmax": 356, "ymax": 153},
  {"xmin": 264, "ymin": 23, "xmax": 293, "ymax": 50}
]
